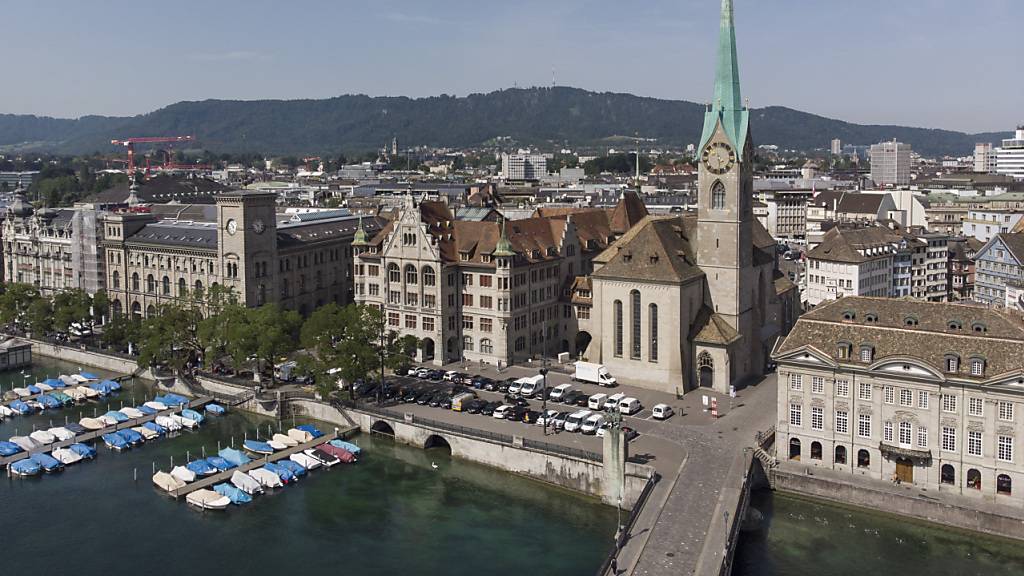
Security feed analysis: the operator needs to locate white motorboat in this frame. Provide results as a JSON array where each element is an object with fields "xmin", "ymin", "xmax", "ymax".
[
  {"xmin": 12, "ymin": 387, "xmax": 32, "ymax": 398},
  {"xmin": 248, "ymin": 468, "xmax": 283, "ymax": 488},
  {"xmin": 133, "ymin": 426, "xmax": 158, "ymax": 440},
  {"xmin": 171, "ymin": 465, "xmax": 196, "ymax": 483},
  {"xmin": 51, "ymin": 448, "xmax": 84, "ymax": 465},
  {"xmin": 289, "ymin": 452, "xmax": 321, "ymax": 470},
  {"xmin": 79, "ymin": 417, "xmax": 106, "ymax": 431},
  {"xmin": 64, "ymin": 388, "xmax": 86, "ymax": 402},
  {"xmin": 155, "ymin": 416, "xmax": 182, "ymax": 431},
  {"xmin": 48, "ymin": 427, "xmax": 76, "ymax": 442},
  {"xmin": 230, "ymin": 471, "xmax": 264, "ymax": 495},
  {"xmin": 71, "ymin": 374, "xmax": 91, "ymax": 383},
  {"xmin": 0, "ymin": 405, "xmax": 14, "ymax": 417},
  {"xmin": 25, "ymin": 401, "xmax": 43, "ymax": 411},
  {"xmin": 36, "ymin": 383, "xmax": 53, "ymax": 392},
  {"xmin": 186, "ymin": 489, "xmax": 231, "ymax": 511},
  {"xmin": 152, "ymin": 471, "xmax": 185, "ymax": 493},
  {"xmin": 287, "ymin": 428, "xmax": 314, "ymax": 443},
  {"xmin": 97, "ymin": 415, "xmax": 119, "ymax": 426},
  {"xmin": 144, "ymin": 401, "xmax": 168, "ymax": 411},
  {"xmin": 59, "ymin": 375, "xmax": 78, "ymax": 387},
  {"xmin": 78, "ymin": 386, "xmax": 100, "ymax": 399},
  {"xmin": 171, "ymin": 414, "xmax": 197, "ymax": 430},
  {"xmin": 267, "ymin": 440, "xmax": 288, "ymax": 451},
  {"xmin": 29, "ymin": 430, "xmax": 57, "ymax": 445},
  {"xmin": 273, "ymin": 433, "xmax": 298, "ymax": 447},
  {"xmin": 10, "ymin": 436, "xmax": 41, "ymax": 451},
  {"xmin": 303, "ymin": 448, "xmax": 340, "ymax": 468},
  {"xmin": 120, "ymin": 407, "xmax": 144, "ymax": 419}
]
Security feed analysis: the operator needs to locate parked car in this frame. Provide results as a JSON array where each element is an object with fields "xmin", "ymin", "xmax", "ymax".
[
  {"xmin": 652, "ymin": 404, "xmax": 674, "ymax": 420},
  {"xmin": 394, "ymin": 366, "xmax": 412, "ymax": 377},
  {"xmin": 596, "ymin": 425, "xmax": 640, "ymax": 441},
  {"xmin": 415, "ymin": 368, "xmax": 431, "ymax": 379},
  {"xmin": 484, "ymin": 379, "xmax": 501, "ymax": 392},
  {"xmin": 618, "ymin": 397, "xmax": 642, "ymax": 415},
  {"xmin": 451, "ymin": 392, "xmax": 477, "ymax": 412},
  {"xmin": 535, "ymin": 410, "xmax": 561, "ymax": 426},
  {"xmin": 466, "ymin": 399, "xmax": 488, "ymax": 414},
  {"xmin": 506, "ymin": 405, "xmax": 528, "ymax": 422},
  {"xmin": 498, "ymin": 378, "xmax": 515, "ymax": 393},
  {"xmin": 551, "ymin": 412, "xmax": 570, "ymax": 430},
  {"xmin": 564, "ymin": 410, "xmax": 593, "ymax": 433},
  {"xmin": 415, "ymin": 391, "xmax": 433, "ymax": 405},
  {"xmin": 603, "ymin": 393, "xmax": 626, "ymax": 411},
  {"xmin": 427, "ymin": 370, "xmax": 445, "ymax": 381},
  {"xmin": 481, "ymin": 401, "xmax": 501, "ymax": 416},
  {"xmin": 508, "ymin": 379, "xmax": 525, "ymax": 396},
  {"xmin": 493, "ymin": 405, "xmax": 513, "ymax": 420},
  {"xmin": 580, "ymin": 413, "xmax": 607, "ymax": 435},
  {"xmin": 549, "ymin": 383, "xmax": 573, "ymax": 402},
  {"xmin": 472, "ymin": 377, "xmax": 493, "ymax": 390},
  {"xmin": 522, "ymin": 410, "xmax": 543, "ymax": 424},
  {"xmin": 588, "ymin": 393, "xmax": 608, "ymax": 411},
  {"xmin": 574, "ymin": 394, "xmax": 591, "ymax": 407},
  {"xmin": 518, "ymin": 375, "xmax": 545, "ymax": 398},
  {"xmin": 403, "ymin": 389, "xmax": 421, "ymax": 403},
  {"xmin": 562, "ymin": 390, "xmax": 584, "ymax": 405}
]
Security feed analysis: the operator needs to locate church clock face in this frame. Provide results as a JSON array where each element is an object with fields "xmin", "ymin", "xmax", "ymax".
[
  {"xmin": 702, "ymin": 142, "xmax": 736, "ymax": 175},
  {"xmin": 252, "ymin": 218, "xmax": 265, "ymax": 234},
  {"xmin": 226, "ymin": 219, "xmax": 238, "ymax": 235}
]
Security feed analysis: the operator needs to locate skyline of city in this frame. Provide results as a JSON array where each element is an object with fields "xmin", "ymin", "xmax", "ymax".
[{"xmin": 2, "ymin": 0, "xmax": 1020, "ymax": 133}]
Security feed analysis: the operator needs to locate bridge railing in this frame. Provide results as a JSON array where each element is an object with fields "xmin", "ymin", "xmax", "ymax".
[
  {"xmin": 594, "ymin": 471, "xmax": 661, "ymax": 576},
  {"xmin": 522, "ymin": 438, "xmax": 601, "ymax": 462}
]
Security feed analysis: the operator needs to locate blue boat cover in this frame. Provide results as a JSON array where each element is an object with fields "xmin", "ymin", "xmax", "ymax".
[
  {"xmin": 43, "ymin": 378, "xmax": 63, "ymax": 388},
  {"xmin": 214, "ymin": 483, "xmax": 252, "ymax": 504},
  {"xmin": 51, "ymin": 392, "xmax": 73, "ymax": 405},
  {"xmin": 205, "ymin": 456, "xmax": 234, "ymax": 472},
  {"xmin": 186, "ymin": 459, "xmax": 217, "ymax": 476},
  {"xmin": 29, "ymin": 452, "xmax": 62, "ymax": 471},
  {"xmin": 181, "ymin": 409, "xmax": 204, "ymax": 424},
  {"xmin": 90, "ymin": 382, "xmax": 116, "ymax": 396},
  {"xmin": 27, "ymin": 385, "xmax": 41, "ymax": 394},
  {"xmin": 328, "ymin": 439, "xmax": 362, "ymax": 456},
  {"xmin": 243, "ymin": 440, "xmax": 274, "ymax": 454},
  {"xmin": 277, "ymin": 459, "xmax": 307, "ymax": 477},
  {"xmin": 218, "ymin": 448, "xmax": 251, "ymax": 467},
  {"xmin": 11, "ymin": 459, "xmax": 41, "ymax": 475},
  {"xmin": 143, "ymin": 421, "xmax": 165, "ymax": 435},
  {"xmin": 0, "ymin": 441, "xmax": 22, "ymax": 456},
  {"xmin": 138, "ymin": 405, "xmax": 157, "ymax": 415},
  {"xmin": 104, "ymin": 410, "xmax": 129, "ymax": 423},
  {"xmin": 79, "ymin": 372, "xmax": 100, "ymax": 380},
  {"xmin": 99, "ymin": 379, "xmax": 121, "ymax": 391},
  {"xmin": 118, "ymin": 429, "xmax": 143, "ymax": 444},
  {"xmin": 263, "ymin": 462, "xmax": 294, "ymax": 483},
  {"xmin": 102, "ymin": 433, "xmax": 129, "ymax": 449},
  {"xmin": 296, "ymin": 424, "xmax": 324, "ymax": 438},
  {"xmin": 154, "ymin": 393, "xmax": 189, "ymax": 407},
  {"xmin": 37, "ymin": 394, "xmax": 61, "ymax": 409},
  {"xmin": 205, "ymin": 404, "xmax": 226, "ymax": 415},
  {"xmin": 9, "ymin": 400, "xmax": 32, "ymax": 414},
  {"xmin": 69, "ymin": 443, "xmax": 96, "ymax": 459}
]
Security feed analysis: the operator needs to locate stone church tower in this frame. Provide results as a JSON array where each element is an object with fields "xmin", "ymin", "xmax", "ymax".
[
  {"xmin": 216, "ymin": 191, "xmax": 278, "ymax": 306},
  {"xmin": 695, "ymin": 0, "xmax": 760, "ymax": 381}
]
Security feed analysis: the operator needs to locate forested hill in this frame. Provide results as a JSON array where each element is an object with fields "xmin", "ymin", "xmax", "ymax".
[{"xmin": 0, "ymin": 87, "xmax": 1007, "ymax": 157}]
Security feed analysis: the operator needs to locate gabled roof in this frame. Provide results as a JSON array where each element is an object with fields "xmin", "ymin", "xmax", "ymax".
[
  {"xmin": 593, "ymin": 215, "xmax": 702, "ymax": 283},
  {"xmin": 693, "ymin": 308, "xmax": 741, "ymax": 345},
  {"xmin": 610, "ymin": 191, "xmax": 649, "ymax": 234},
  {"xmin": 807, "ymin": 226, "xmax": 900, "ymax": 264}
]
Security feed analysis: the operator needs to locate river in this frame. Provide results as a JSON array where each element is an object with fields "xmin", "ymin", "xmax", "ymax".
[
  {"xmin": 733, "ymin": 489, "xmax": 1024, "ymax": 576},
  {"xmin": 0, "ymin": 359, "xmax": 617, "ymax": 575}
]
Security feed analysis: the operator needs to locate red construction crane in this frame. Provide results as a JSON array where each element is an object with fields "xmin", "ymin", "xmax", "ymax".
[{"xmin": 110, "ymin": 135, "xmax": 195, "ymax": 174}]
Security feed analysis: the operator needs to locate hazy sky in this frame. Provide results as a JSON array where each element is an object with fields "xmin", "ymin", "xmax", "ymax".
[{"xmin": 2, "ymin": 0, "xmax": 1019, "ymax": 133}]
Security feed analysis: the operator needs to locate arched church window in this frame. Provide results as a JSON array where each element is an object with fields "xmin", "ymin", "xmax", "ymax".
[{"xmin": 711, "ymin": 181, "xmax": 726, "ymax": 210}]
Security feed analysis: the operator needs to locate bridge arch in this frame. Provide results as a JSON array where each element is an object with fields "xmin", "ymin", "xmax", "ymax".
[
  {"xmin": 423, "ymin": 434, "xmax": 452, "ymax": 453},
  {"xmin": 370, "ymin": 420, "xmax": 395, "ymax": 437}
]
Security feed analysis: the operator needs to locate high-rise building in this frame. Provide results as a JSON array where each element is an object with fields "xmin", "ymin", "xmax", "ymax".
[
  {"xmin": 975, "ymin": 143, "xmax": 997, "ymax": 173},
  {"xmin": 995, "ymin": 127, "xmax": 1024, "ymax": 180},
  {"xmin": 870, "ymin": 140, "xmax": 912, "ymax": 186},
  {"xmin": 500, "ymin": 153, "xmax": 548, "ymax": 182},
  {"xmin": 831, "ymin": 139, "xmax": 842, "ymax": 156}
]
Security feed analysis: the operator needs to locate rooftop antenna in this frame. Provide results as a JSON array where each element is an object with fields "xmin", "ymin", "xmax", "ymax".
[
  {"xmin": 635, "ymin": 133, "xmax": 641, "ymax": 193},
  {"xmin": 551, "ymin": 66, "xmax": 556, "ymax": 88}
]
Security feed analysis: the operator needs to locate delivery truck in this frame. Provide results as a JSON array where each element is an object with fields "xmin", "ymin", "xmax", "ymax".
[{"xmin": 573, "ymin": 362, "xmax": 617, "ymax": 387}]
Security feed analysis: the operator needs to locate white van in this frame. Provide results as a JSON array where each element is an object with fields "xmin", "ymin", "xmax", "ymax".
[
  {"xmin": 564, "ymin": 410, "xmax": 593, "ymax": 432},
  {"xmin": 508, "ymin": 379, "xmax": 525, "ymax": 395},
  {"xmin": 549, "ymin": 383, "xmax": 572, "ymax": 402},
  {"xmin": 492, "ymin": 405, "xmax": 513, "ymax": 420},
  {"xmin": 519, "ymin": 375, "xmax": 546, "ymax": 398},
  {"xmin": 652, "ymin": 404, "xmax": 674, "ymax": 420},
  {"xmin": 588, "ymin": 393, "xmax": 608, "ymax": 411},
  {"xmin": 618, "ymin": 397, "xmax": 642, "ymax": 415},
  {"xmin": 580, "ymin": 413, "xmax": 607, "ymax": 435},
  {"xmin": 603, "ymin": 393, "xmax": 626, "ymax": 411}
]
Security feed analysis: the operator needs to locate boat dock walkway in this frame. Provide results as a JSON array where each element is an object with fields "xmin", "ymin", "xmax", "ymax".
[
  {"xmin": 168, "ymin": 426, "xmax": 356, "ymax": 498},
  {"xmin": 1, "ymin": 396, "xmax": 213, "ymax": 469},
  {"xmin": 2, "ymin": 373, "xmax": 134, "ymax": 405}
]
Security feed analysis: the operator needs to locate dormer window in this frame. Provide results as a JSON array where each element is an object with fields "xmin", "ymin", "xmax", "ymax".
[
  {"xmin": 945, "ymin": 354, "xmax": 960, "ymax": 373},
  {"xmin": 859, "ymin": 345, "xmax": 874, "ymax": 363},
  {"xmin": 948, "ymin": 320, "xmax": 963, "ymax": 331},
  {"xmin": 865, "ymin": 313, "xmax": 878, "ymax": 323},
  {"xmin": 460, "ymin": 252, "xmax": 470, "ymax": 262},
  {"xmin": 837, "ymin": 341, "xmax": 853, "ymax": 360},
  {"xmin": 972, "ymin": 322, "xmax": 988, "ymax": 334},
  {"xmin": 650, "ymin": 255, "xmax": 660, "ymax": 264},
  {"xmin": 842, "ymin": 310, "xmax": 856, "ymax": 322},
  {"xmin": 970, "ymin": 358, "xmax": 986, "ymax": 377},
  {"xmin": 904, "ymin": 316, "xmax": 919, "ymax": 327},
  {"xmin": 481, "ymin": 254, "xmax": 492, "ymax": 263}
]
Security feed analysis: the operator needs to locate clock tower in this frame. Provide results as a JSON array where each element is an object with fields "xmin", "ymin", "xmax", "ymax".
[
  {"xmin": 696, "ymin": 0, "xmax": 755, "ymax": 336},
  {"xmin": 216, "ymin": 190, "xmax": 278, "ymax": 306}
]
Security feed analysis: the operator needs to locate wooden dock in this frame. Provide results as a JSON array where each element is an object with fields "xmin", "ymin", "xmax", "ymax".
[
  {"xmin": 1, "ymin": 373, "xmax": 134, "ymax": 405},
  {"xmin": 0, "ymin": 396, "xmax": 213, "ymax": 468},
  {"xmin": 168, "ymin": 426, "xmax": 357, "ymax": 498}
]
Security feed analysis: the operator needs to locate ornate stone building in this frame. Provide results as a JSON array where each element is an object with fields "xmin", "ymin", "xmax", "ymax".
[{"xmin": 102, "ymin": 190, "xmax": 372, "ymax": 318}]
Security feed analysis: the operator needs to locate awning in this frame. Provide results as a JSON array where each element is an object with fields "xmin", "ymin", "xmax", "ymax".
[{"xmin": 879, "ymin": 442, "xmax": 932, "ymax": 463}]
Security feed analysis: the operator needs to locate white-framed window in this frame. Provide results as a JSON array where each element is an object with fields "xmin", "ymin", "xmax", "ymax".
[
  {"xmin": 790, "ymin": 403, "xmax": 802, "ymax": 427},
  {"xmin": 859, "ymin": 383, "xmax": 872, "ymax": 401},
  {"xmin": 884, "ymin": 421, "xmax": 894, "ymax": 443},
  {"xmin": 836, "ymin": 380, "xmax": 849, "ymax": 398},
  {"xmin": 999, "ymin": 401, "xmax": 1014, "ymax": 422},
  {"xmin": 942, "ymin": 394, "xmax": 957, "ymax": 413},
  {"xmin": 917, "ymin": 426, "xmax": 928, "ymax": 448},
  {"xmin": 835, "ymin": 410, "xmax": 848, "ymax": 434},
  {"xmin": 812, "ymin": 376, "xmax": 824, "ymax": 394},
  {"xmin": 998, "ymin": 436, "xmax": 1014, "ymax": 463},
  {"xmin": 970, "ymin": 358, "xmax": 985, "ymax": 376},
  {"xmin": 969, "ymin": 397, "xmax": 984, "ymax": 417},
  {"xmin": 968, "ymin": 431, "xmax": 983, "ymax": 457},
  {"xmin": 789, "ymin": 374, "xmax": 803, "ymax": 391},
  {"xmin": 918, "ymin": 391, "xmax": 929, "ymax": 410},
  {"xmin": 884, "ymin": 386, "xmax": 894, "ymax": 404},
  {"xmin": 858, "ymin": 414, "xmax": 871, "ymax": 438},
  {"xmin": 899, "ymin": 421, "xmax": 912, "ymax": 446},
  {"xmin": 860, "ymin": 347, "xmax": 873, "ymax": 362},
  {"xmin": 942, "ymin": 427, "xmax": 957, "ymax": 453},
  {"xmin": 899, "ymin": 389, "xmax": 913, "ymax": 407},
  {"xmin": 811, "ymin": 406, "xmax": 823, "ymax": 430}
]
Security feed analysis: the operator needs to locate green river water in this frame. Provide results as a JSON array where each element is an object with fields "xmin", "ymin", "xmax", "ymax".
[{"xmin": 0, "ymin": 359, "xmax": 617, "ymax": 575}]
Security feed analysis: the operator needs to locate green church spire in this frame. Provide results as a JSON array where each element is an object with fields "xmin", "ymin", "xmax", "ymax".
[{"xmin": 698, "ymin": 0, "xmax": 750, "ymax": 159}]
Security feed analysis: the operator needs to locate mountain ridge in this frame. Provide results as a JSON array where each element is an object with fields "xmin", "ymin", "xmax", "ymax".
[{"xmin": 0, "ymin": 87, "xmax": 1009, "ymax": 157}]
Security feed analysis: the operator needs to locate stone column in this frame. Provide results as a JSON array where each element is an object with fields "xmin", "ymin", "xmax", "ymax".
[{"xmin": 602, "ymin": 425, "xmax": 627, "ymax": 507}]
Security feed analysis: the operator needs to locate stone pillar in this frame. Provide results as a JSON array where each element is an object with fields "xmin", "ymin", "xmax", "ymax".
[{"xmin": 602, "ymin": 426, "xmax": 627, "ymax": 507}]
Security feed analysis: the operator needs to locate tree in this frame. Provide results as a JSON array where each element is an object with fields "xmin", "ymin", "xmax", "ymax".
[
  {"xmin": 0, "ymin": 283, "xmax": 42, "ymax": 327},
  {"xmin": 101, "ymin": 314, "xmax": 141, "ymax": 351},
  {"xmin": 52, "ymin": 289, "xmax": 92, "ymax": 333},
  {"xmin": 136, "ymin": 301, "xmax": 203, "ymax": 373},
  {"xmin": 25, "ymin": 298, "xmax": 54, "ymax": 336},
  {"xmin": 92, "ymin": 289, "xmax": 110, "ymax": 325},
  {"xmin": 224, "ymin": 304, "xmax": 302, "ymax": 386}
]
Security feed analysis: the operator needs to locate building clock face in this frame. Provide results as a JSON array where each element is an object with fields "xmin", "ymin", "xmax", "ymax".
[
  {"xmin": 702, "ymin": 142, "xmax": 736, "ymax": 175},
  {"xmin": 226, "ymin": 219, "xmax": 238, "ymax": 235},
  {"xmin": 252, "ymin": 218, "xmax": 265, "ymax": 234}
]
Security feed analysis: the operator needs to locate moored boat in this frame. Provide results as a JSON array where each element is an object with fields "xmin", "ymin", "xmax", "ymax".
[
  {"xmin": 0, "ymin": 441, "xmax": 23, "ymax": 456},
  {"xmin": 230, "ymin": 470, "xmax": 263, "ymax": 495},
  {"xmin": 48, "ymin": 427, "xmax": 75, "ymax": 442},
  {"xmin": 248, "ymin": 467, "xmax": 283, "ymax": 488},
  {"xmin": 304, "ymin": 448, "xmax": 340, "ymax": 468},
  {"xmin": 318, "ymin": 443, "xmax": 356, "ymax": 463},
  {"xmin": 120, "ymin": 407, "xmax": 144, "ymax": 419},
  {"xmin": 152, "ymin": 471, "xmax": 185, "ymax": 493},
  {"xmin": 29, "ymin": 452, "xmax": 64, "ymax": 473},
  {"xmin": 297, "ymin": 424, "xmax": 325, "ymax": 438},
  {"xmin": 214, "ymin": 483, "xmax": 252, "ymax": 505},
  {"xmin": 328, "ymin": 439, "xmax": 362, "ymax": 456},
  {"xmin": 79, "ymin": 372, "xmax": 100, "ymax": 381},
  {"xmin": 11, "ymin": 387, "xmax": 32, "ymax": 398},
  {"xmin": 51, "ymin": 391, "xmax": 74, "ymax": 406},
  {"xmin": 170, "ymin": 414, "xmax": 197, "ymax": 430},
  {"xmin": 180, "ymin": 408, "xmax": 204, "ymax": 425},
  {"xmin": 186, "ymin": 459, "xmax": 217, "ymax": 477},
  {"xmin": 9, "ymin": 400, "xmax": 33, "ymax": 415},
  {"xmin": 186, "ymin": 489, "xmax": 231, "ymax": 511},
  {"xmin": 44, "ymin": 378, "xmax": 66, "ymax": 389},
  {"xmin": 289, "ymin": 452, "xmax": 321, "ymax": 471},
  {"xmin": 97, "ymin": 415, "xmax": 119, "ymax": 427},
  {"xmin": 10, "ymin": 459, "xmax": 42, "ymax": 477},
  {"xmin": 171, "ymin": 465, "xmax": 196, "ymax": 483},
  {"xmin": 36, "ymin": 395, "xmax": 60, "ymax": 410},
  {"xmin": 36, "ymin": 383, "xmax": 53, "ymax": 392},
  {"xmin": 137, "ymin": 405, "xmax": 157, "ymax": 416},
  {"xmin": 77, "ymin": 386, "xmax": 100, "ymax": 399},
  {"xmin": 103, "ymin": 410, "xmax": 129, "ymax": 423},
  {"xmin": 277, "ymin": 459, "xmax": 307, "ymax": 478},
  {"xmin": 0, "ymin": 405, "xmax": 13, "ymax": 417},
  {"xmin": 10, "ymin": 436, "xmax": 41, "ymax": 452},
  {"xmin": 51, "ymin": 448, "xmax": 83, "ymax": 465},
  {"xmin": 205, "ymin": 403, "xmax": 226, "ymax": 415},
  {"xmin": 133, "ymin": 426, "xmax": 158, "ymax": 441},
  {"xmin": 79, "ymin": 417, "xmax": 105, "ymax": 431},
  {"xmin": 29, "ymin": 430, "xmax": 57, "ymax": 446},
  {"xmin": 144, "ymin": 401, "xmax": 168, "ymax": 411},
  {"xmin": 155, "ymin": 416, "xmax": 181, "ymax": 432},
  {"xmin": 263, "ymin": 462, "xmax": 295, "ymax": 484},
  {"xmin": 64, "ymin": 423, "xmax": 87, "ymax": 435},
  {"xmin": 69, "ymin": 443, "xmax": 96, "ymax": 459},
  {"xmin": 267, "ymin": 439, "xmax": 288, "ymax": 451},
  {"xmin": 101, "ymin": 432, "xmax": 129, "ymax": 451},
  {"xmin": 64, "ymin": 388, "xmax": 86, "ymax": 402},
  {"xmin": 219, "ymin": 448, "xmax": 251, "ymax": 467},
  {"xmin": 143, "ymin": 421, "xmax": 166, "ymax": 435},
  {"xmin": 243, "ymin": 440, "xmax": 274, "ymax": 455},
  {"xmin": 118, "ymin": 429, "xmax": 144, "ymax": 446},
  {"xmin": 287, "ymin": 428, "xmax": 313, "ymax": 443},
  {"xmin": 205, "ymin": 456, "xmax": 234, "ymax": 472},
  {"xmin": 272, "ymin": 433, "xmax": 298, "ymax": 447}
]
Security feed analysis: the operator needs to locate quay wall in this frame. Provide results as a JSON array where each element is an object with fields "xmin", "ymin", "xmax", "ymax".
[
  {"xmin": 773, "ymin": 469, "xmax": 1024, "ymax": 542},
  {"xmin": 29, "ymin": 339, "xmax": 140, "ymax": 375}
]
